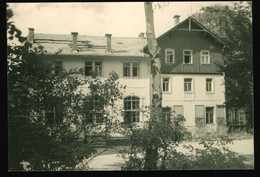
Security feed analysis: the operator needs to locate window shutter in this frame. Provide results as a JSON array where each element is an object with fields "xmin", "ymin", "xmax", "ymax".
[
  {"xmin": 173, "ymin": 105, "xmax": 184, "ymax": 118},
  {"xmin": 216, "ymin": 105, "xmax": 225, "ymax": 126},
  {"xmin": 216, "ymin": 106, "xmax": 225, "ymax": 118},
  {"xmin": 240, "ymin": 109, "xmax": 246, "ymax": 125},
  {"xmin": 195, "ymin": 105, "xmax": 205, "ymax": 127},
  {"xmin": 195, "ymin": 105, "xmax": 205, "ymax": 118},
  {"xmin": 228, "ymin": 109, "xmax": 232, "ymax": 125}
]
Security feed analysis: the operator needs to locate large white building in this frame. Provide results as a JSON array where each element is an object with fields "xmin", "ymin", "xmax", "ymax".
[{"xmin": 27, "ymin": 16, "xmax": 226, "ymax": 135}]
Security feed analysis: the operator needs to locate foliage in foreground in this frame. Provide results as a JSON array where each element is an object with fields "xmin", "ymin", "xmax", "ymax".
[
  {"xmin": 7, "ymin": 4, "xmax": 125, "ymax": 171},
  {"xmin": 165, "ymin": 136, "xmax": 248, "ymax": 170},
  {"xmin": 119, "ymin": 107, "xmax": 248, "ymax": 170},
  {"xmin": 119, "ymin": 108, "xmax": 191, "ymax": 170}
]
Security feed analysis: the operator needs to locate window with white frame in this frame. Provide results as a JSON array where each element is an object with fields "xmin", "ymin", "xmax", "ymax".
[
  {"xmin": 132, "ymin": 62, "xmax": 139, "ymax": 77},
  {"xmin": 94, "ymin": 62, "xmax": 102, "ymax": 76},
  {"xmin": 206, "ymin": 78, "xmax": 213, "ymax": 92},
  {"xmin": 123, "ymin": 96, "xmax": 140, "ymax": 123},
  {"xmin": 123, "ymin": 62, "xmax": 139, "ymax": 77},
  {"xmin": 165, "ymin": 49, "xmax": 175, "ymax": 63},
  {"xmin": 206, "ymin": 107, "xmax": 214, "ymax": 124},
  {"xmin": 183, "ymin": 50, "xmax": 193, "ymax": 64},
  {"xmin": 85, "ymin": 61, "xmax": 102, "ymax": 76},
  {"xmin": 201, "ymin": 50, "xmax": 210, "ymax": 64},
  {"xmin": 162, "ymin": 78, "xmax": 170, "ymax": 93},
  {"xmin": 184, "ymin": 78, "xmax": 192, "ymax": 92}
]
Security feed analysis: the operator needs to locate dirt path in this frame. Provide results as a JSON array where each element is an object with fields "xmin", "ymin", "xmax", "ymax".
[{"xmin": 87, "ymin": 138, "xmax": 254, "ymax": 171}]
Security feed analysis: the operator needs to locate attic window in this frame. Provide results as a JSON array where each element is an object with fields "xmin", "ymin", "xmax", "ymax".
[
  {"xmin": 165, "ymin": 49, "xmax": 175, "ymax": 63},
  {"xmin": 201, "ymin": 50, "xmax": 210, "ymax": 64},
  {"xmin": 183, "ymin": 49, "xmax": 193, "ymax": 64}
]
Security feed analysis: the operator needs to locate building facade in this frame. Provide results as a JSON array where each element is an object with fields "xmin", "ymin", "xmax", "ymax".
[
  {"xmin": 159, "ymin": 16, "xmax": 226, "ymax": 134},
  {"xmin": 27, "ymin": 16, "xmax": 226, "ymax": 134}
]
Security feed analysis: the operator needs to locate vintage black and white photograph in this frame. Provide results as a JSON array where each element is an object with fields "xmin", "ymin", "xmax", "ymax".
[{"xmin": 7, "ymin": 1, "xmax": 253, "ymax": 171}]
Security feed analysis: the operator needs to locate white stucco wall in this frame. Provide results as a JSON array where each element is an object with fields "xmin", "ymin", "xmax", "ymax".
[
  {"xmin": 162, "ymin": 74, "xmax": 225, "ymax": 130},
  {"xmin": 59, "ymin": 56, "xmax": 151, "ymax": 124}
]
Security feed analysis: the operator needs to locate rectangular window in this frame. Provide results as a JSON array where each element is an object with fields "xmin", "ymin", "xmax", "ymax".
[
  {"xmin": 162, "ymin": 107, "xmax": 171, "ymax": 123},
  {"xmin": 85, "ymin": 61, "xmax": 102, "ymax": 76},
  {"xmin": 206, "ymin": 107, "xmax": 214, "ymax": 124},
  {"xmin": 165, "ymin": 49, "xmax": 175, "ymax": 63},
  {"xmin": 45, "ymin": 104, "xmax": 63, "ymax": 125},
  {"xmin": 85, "ymin": 61, "xmax": 92, "ymax": 76},
  {"xmin": 132, "ymin": 62, "xmax": 139, "ymax": 77},
  {"xmin": 94, "ymin": 62, "xmax": 102, "ymax": 76},
  {"xmin": 123, "ymin": 62, "xmax": 130, "ymax": 77},
  {"xmin": 201, "ymin": 50, "xmax": 210, "ymax": 64},
  {"xmin": 183, "ymin": 50, "xmax": 192, "ymax": 64},
  {"xmin": 54, "ymin": 61, "xmax": 63, "ymax": 75},
  {"xmin": 206, "ymin": 78, "xmax": 213, "ymax": 92},
  {"xmin": 184, "ymin": 78, "xmax": 192, "ymax": 92},
  {"xmin": 123, "ymin": 62, "xmax": 139, "ymax": 77},
  {"xmin": 163, "ymin": 78, "xmax": 170, "ymax": 92}
]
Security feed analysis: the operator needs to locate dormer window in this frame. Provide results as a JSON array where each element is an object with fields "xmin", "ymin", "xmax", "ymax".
[
  {"xmin": 183, "ymin": 49, "xmax": 193, "ymax": 64},
  {"xmin": 165, "ymin": 49, "xmax": 175, "ymax": 63}
]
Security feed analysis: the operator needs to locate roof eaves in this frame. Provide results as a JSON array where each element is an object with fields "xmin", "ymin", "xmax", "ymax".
[
  {"xmin": 157, "ymin": 16, "xmax": 224, "ymax": 46},
  {"xmin": 157, "ymin": 17, "xmax": 190, "ymax": 40},
  {"xmin": 191, "ymin": 17, "xmax": 225, "ymax": 46}
]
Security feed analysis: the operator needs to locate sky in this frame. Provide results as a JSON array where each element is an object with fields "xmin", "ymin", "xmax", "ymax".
[{"xmin": 8, "ymin": 2, "xmax": 236, "ymax": 38}]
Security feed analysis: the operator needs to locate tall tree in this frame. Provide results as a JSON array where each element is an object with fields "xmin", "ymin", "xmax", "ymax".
[
  {"xmin": 143, "ymin": 2, "xmax": 162, "ymax": 169},
  {"xmin": 193, "ymin": 2, "xmax": 253, "ymax": 130}
]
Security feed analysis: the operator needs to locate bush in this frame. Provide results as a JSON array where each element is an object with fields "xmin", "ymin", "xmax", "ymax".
[{"xmin": 165, "ymin": 136, "xmax": 248, "ymax": 170}]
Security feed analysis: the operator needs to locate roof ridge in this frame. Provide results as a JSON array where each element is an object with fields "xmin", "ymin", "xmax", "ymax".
[{"xmin": 35, "ymin": 33, "xmax": 145, "ymax": 39}]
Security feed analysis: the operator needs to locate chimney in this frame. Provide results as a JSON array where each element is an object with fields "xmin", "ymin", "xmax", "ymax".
[
  {"xmin": 28, "ymin": 28, "xmax": 34, "ymax": 43},
  {"xmin": 71, "ymin": 32, "xmax": 78, "ymax": 53},
  {"xmin": 105, "ymin": 34, "xmax": 112, "ymax": 52},
  {"xmin": 139, "ymin": 32, "xmax": 145, "ymax": 38},
  {"xmin": 173, "ymin": 15, "xmax": 180, "ymax": 26}
]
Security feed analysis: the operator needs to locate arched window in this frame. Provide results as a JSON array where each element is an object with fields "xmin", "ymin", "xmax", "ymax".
[{"xmin": 124, "ymin": 96, "xmax": 140, "ymax": 123}]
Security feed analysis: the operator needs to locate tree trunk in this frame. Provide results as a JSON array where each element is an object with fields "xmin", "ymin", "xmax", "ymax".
[{"xmin": 143, "ymin": 2, "xmax": 162, "ymax": 170}]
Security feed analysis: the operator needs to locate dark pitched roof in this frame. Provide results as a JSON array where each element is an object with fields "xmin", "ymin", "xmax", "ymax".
[
  {"xmin": 32, "ymin": 33, "xmax": 148, "ymax": 57},
  {"xmin": 157, "ymin": 16, "xmax": 224, "ymax": 45}
]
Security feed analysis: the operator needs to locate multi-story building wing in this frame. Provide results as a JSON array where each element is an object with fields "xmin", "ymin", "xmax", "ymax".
[
  {"xmin": 27, "ymin": 29, "xmax": 151, "ymax": 126},
  {"xmin": 158, "ymin": 16, "xmax": 226, "ymax": 134}
]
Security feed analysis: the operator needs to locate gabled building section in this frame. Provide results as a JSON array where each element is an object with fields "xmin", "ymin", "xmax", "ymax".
[
  {"xmin": 158, "ymin": 16, "xmax": 226, "ymax": 136},
  {"xmin": 158, "ymin": 16, "xmax": 224, "ymax": 45},
  {"xmin": 157, "ymin": 16, "xmax": 224, "ymax": 75}
]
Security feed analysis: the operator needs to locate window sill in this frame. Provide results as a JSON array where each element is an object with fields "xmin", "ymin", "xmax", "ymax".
[
  {"xmin": 165, "ymin": 63, "xmax": 175, "ymax": 65},
  {"xmin": 163, "ymin": 91, "xmax": 171, "ymax": 94},
  {"xmin": 122, "ymin": 76, "xmax": 140, "ymax": 79},
  {"xmin": 184, "ymin": 91, "xmax": 193, "ymax": 94},
  {"xmin": 200, "ymin": 64, "xmax": 211, "ymax": 65},
  {"xmin": 206, "ymin": 92, "xmax": 214, "ymax": 94},
  {"xmin": 85, "ymin": 75, "xmax": 103, "ymax": 79},
  {"xmin": 183, "ymin": 63, "xmax": 193, "ymax": 65}
]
